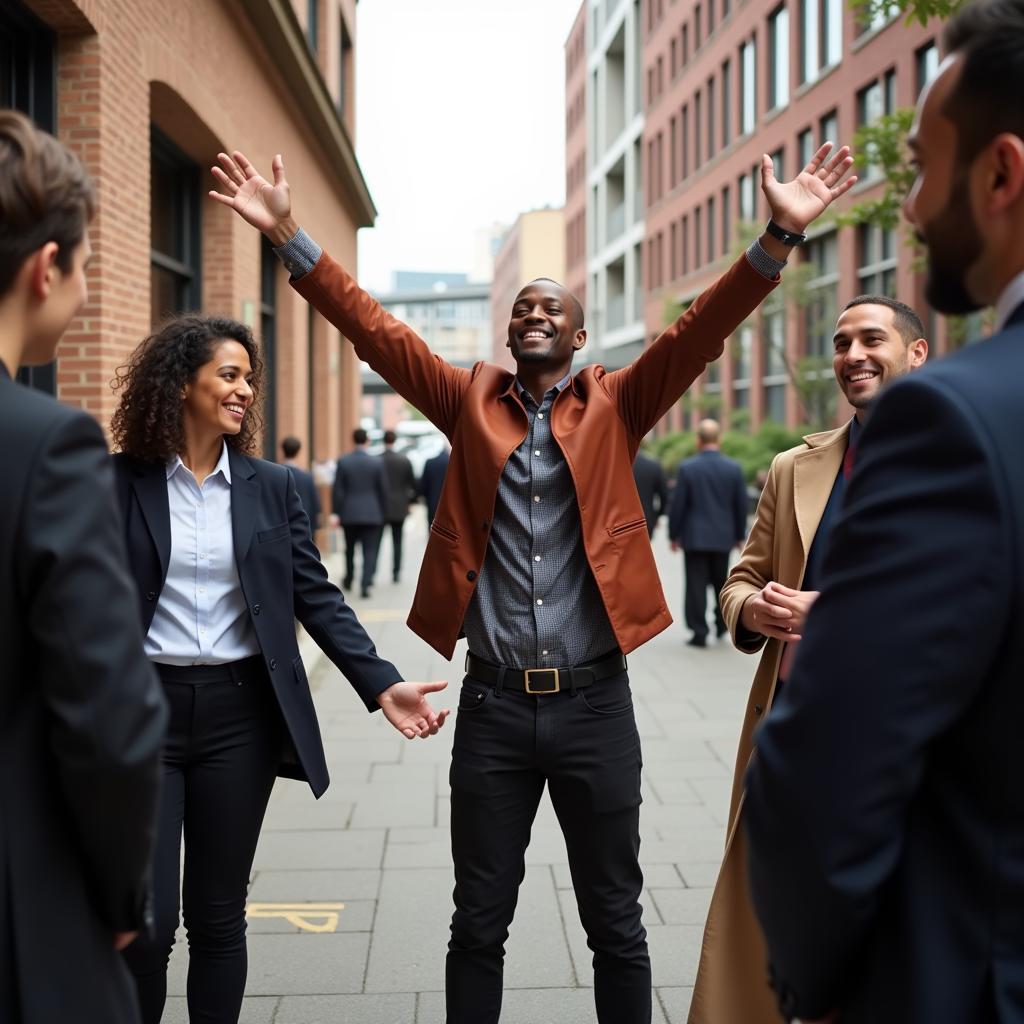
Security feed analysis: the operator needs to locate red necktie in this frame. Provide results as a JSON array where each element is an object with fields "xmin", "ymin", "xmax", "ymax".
[{"xmin": 842, "ymin": 441, "xmax": 857, "ymax": 481}]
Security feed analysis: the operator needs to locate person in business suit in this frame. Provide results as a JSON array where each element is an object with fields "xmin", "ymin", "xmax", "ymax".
[
  {"xmin": 745, "ymin": 5, "xmax": 1024, "ymax": 1020},
  {"xmin": 210, "ymin": 139, "xmax": 856, "ymax": 1024},
  {"xmin": 332, "ymin": 427, "xmax": 386, "ymax": 598},
  {"xmin": 632, "ymin": 449, "xmax": 668, "ymax": 538},
  {"xmin": 279, "ymin": 435, "xmax": 321, "ymax": 531},
  {"xmin": 380, "ymin": 428, "xmax": 417, "ymax": 582},
  {"xmin": 418, "ymin": 444, "xmax": 450, "ymax": 526},
  {"xmin": 0, "ymin": 109, "xmax": 167, "ymax": 1024},
  {"xmin": 668, "ymin": 419, "xmax": 747, "ymax": 647},
  {"xmin": 108, "ymin": 315, "xmax": 449, "ymax": 1024},
  {"xmin": 687, "ymin": 296, "xmax": 927, "ymax": 1024}
]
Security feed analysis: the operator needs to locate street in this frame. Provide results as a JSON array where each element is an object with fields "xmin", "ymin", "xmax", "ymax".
[{"xmin": 162, "ymin": 510, "xmax": 754, "ymax": 1024}]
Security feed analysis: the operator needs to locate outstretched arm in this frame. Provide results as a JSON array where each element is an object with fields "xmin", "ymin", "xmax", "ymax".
[
  {"xmin": 209, "ymin": 151, "xmax": 470, "ymax": 435},
  {"xmin": 606, "ymin": 144, "xmax": 857, "ymax": 439}
]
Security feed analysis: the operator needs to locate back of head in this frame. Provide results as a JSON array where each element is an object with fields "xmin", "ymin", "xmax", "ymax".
[
  {"xmin": 281, "ymin": 436, "xmax": 301, "ymax": 459},
  {"xmin": 383, "ymin": 429, "xmax": 397, "ymax": 446},
  {"xmin": 353, "ymin": 427, "xmax": 368, "ymax": 446},
  {"xmin": 697, "ymin": 419, "xmax": 721, "ymax": 446},
  {"xmin": 942, "ymin": 0, "xmax": 1024, "ymax": 166},
  {"xmin": 0, "ymin": 109, "xmax": 95, "ymax": 298}
]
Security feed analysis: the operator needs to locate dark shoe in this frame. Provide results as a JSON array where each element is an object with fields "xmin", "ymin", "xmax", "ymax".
[
  {"xmin": 392, "ymin": 572, "xmax": 400, "ymax": 583},
  {"xmin": 687, "ymin": 635, "xmax": 707, "ymax": 648},
  {"xmin": 717, "ymin": 625, "xmax": 728, "ymax": 639},
  {"xmin": 361, "ymin": 587, "xmax": 372, "ymax": 599},
  {"xmin": 342, "ymin": 576, "xmax": 353, "ymax": 591}
]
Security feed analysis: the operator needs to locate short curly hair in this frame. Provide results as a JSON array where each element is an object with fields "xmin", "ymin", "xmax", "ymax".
[{"xmin": 111, "ymin": 315, "xmax": 265, "ymax": 461}]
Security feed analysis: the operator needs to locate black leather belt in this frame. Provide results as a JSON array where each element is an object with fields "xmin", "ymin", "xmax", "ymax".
[{"xmin": 464, "ymin": 651, "xmax": 627, "ymax": 695}]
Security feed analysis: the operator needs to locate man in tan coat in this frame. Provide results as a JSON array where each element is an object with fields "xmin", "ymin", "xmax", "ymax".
[{"xmin": 687, "ymin": 295, "xmax": 928, "ymax": 1024}]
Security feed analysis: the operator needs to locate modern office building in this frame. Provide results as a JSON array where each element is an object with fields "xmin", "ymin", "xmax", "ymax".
[
  {"xmin": 565, "ymin": 5, "xmax": 589, "ymax": 310},
  {"xmin": 490, "ymin": 208, "xmax": 566, "ymax": 370},
  {"xmin": 1, "ymin": 0, "xmax": 370, "ymax": 467}
]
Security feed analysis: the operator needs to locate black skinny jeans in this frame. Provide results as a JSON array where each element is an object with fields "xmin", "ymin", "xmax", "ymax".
[
  {"xmin": 446, "ymin": 670, "xmax": 650, "ymax": 1024},
  {"xmin": 123, "ymin": 656, "xmax": 282, "ymax": 1024}
]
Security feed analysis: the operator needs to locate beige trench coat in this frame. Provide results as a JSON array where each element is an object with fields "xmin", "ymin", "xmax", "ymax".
[{"xmin": 687, "ymin": 422, "xmax": 851, "ymax": 1024}]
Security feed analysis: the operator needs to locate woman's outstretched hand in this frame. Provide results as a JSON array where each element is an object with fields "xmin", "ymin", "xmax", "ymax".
[
  {"xmin": 377, "ymin": 680, "xmax": 450, "ymax": 739},
  {"xmin": 209, "ymin": 150, "xmax": 297, "ymax": 246}
]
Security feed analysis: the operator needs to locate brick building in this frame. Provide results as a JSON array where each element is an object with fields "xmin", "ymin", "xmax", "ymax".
[
  {"xmin": 1, "ymin": 0, "xmax": 371, "ymax": 468},
  {"xmin": 490, "ymin": 208, "xmax": 566, "ymax": 370}
]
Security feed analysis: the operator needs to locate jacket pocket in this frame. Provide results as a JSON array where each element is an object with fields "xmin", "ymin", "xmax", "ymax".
[
  {"xmin": 257, "ymin": 522, "xmax": 290, "ymax": 544},
  {"xmin": 430, "ymin": 521, "xmax": 459, "ymax": 543},
  {"xmin": 607, "ymin": 517, "xmax": 647, "ymax": 538}
]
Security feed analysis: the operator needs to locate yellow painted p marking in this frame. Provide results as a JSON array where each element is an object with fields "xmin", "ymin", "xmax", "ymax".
[{"xmin": 246, "ymin": 902, "xmax": 345, "ymax": 933}]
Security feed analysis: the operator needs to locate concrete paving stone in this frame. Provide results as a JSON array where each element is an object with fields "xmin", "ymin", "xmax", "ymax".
[
  {"xmin": 655, "ymin": 824, "xmax": 727, "ymax": 850},
  {"xmin": 350, "ymin": 781, "xmax": 439, "ymax": 829},
  {"xmin": 641, "ymin": 801, "xmax": 721, "ymax": 829},
  {"xmin": 161, "ymin": 996, "xmax": 278, "ymax": 1023},
  {"xmin": 244, "ymin": 897, "xmax": 374, "ymax": 934},
  {"xmin": 260, "ymin": 799, "xmax": 354, "ymax": 832},
  {"xmin": 642, "ymin": 834, "xmax": 726, "ymax": 864},
  {"xmin": 657, "ymin": 985, "xmax": 694, "ymax": 1024},
  {"xmin": 415, "ymin": 987, "xmax": 670, "ymax": 1024},
  {"xmin": 504, "ymin": 865, "xmax": 576, "ymax": 990},
  {"xmin": 248, "ymin": 868, "xmax": 382, "ymax": 902},
  {"xmin": 383, "ymin": 837, "xmax": 453, "ymax": 869},
  {"xmin": 649, "ymin": 886, "xmax": 714, "ymax": 926},
  {"xmin": 245, "ymin": 932, "xmax": 370, "ymax": 995},
  {"xmin": 321, "ymin": 737, "xmax": 406, "ymax": 762},
  {"xmin": 639, "ymin": 737, "xmax": 722, "ymax": 762},
  {"xmin": 643, "ymin": 775, "xmax": 703, "ymax": 805},
  {"xmin": 254, "ymin": 828, "xmax": 386, "ymax": 870},
  {"xmin": 277, "ymin": 993, "xmax": 417, "ymax": 1023},
  {"xmin": 676, "ymin": 861, "xmax": 723, "ymax": 888},
  {"xmin": 648, "ymin": 924, "xmax": 704, "ymax": 988},
  {"xmin": 688, "ymin": 778, "xmax": 733, "ymax": 815},
  {"xmin": 370, "ymin": 761, "xmax": 441, "ymax": 784},
  {"xmin": 364, "ymin": 867, "xmax": 453, "ymax": 992}
]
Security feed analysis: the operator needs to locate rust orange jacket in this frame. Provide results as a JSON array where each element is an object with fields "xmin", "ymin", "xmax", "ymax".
[{"xmin": 293, "ymin": 251, "xmax": 777, "ymax": 661}]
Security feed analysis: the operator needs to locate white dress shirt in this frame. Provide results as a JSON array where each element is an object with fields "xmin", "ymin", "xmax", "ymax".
[
  {"xmin": 145, "ymin": 442, "xmax": 259, "ymax": 666},
  {"xmin": 995, "ymin": 269, "xmax": 1024, "ymax": 332}
]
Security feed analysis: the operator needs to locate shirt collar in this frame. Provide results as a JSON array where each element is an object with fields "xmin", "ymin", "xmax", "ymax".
[
  {"xmin": 514, "ymin": 372, "xmax": 572, "ymax": 404},
  {"xmin": 848, "ymin": 415, "xmax": 862, "ymax": 447},
  {"xmin": 994, "ymin": 269, "xmax": 1024, "ymax": 333},
  {"xmin": 167, "ymin": 440, "xmax": 232, "ymax": 484}
]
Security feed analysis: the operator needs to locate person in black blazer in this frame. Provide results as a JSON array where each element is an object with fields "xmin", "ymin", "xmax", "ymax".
[
  {"xmin": 332, "ymin": 427, "xmax": 386, "ymax": 597},
  {"xmin": 668, "ymin": 419, "xmax": 747, "ymax": 646},
  {"xmin": 631, "ymin": 450, "xmax": 668, "ymax": 538},
  {"xmin": 279, "ymin": 435, "xmax": 321, "ymax": 531},
  {"xmin": 745, "ymin": 6, "xmax": 1024, "ymax": 1020},
  {"xmin": 418, "ymin": 445, "xmax": 450, "ymax": 526},
  {"xmin": 0, "ymin": 109, "xmax": 167, "ymax": 1024},
  {"xmin": 380, "ymin": 429, "xmax": 417, "ymax": 583},
  {"xmin": 109, "ymin": 315, "xmax": 449, "ymax": 1024}
]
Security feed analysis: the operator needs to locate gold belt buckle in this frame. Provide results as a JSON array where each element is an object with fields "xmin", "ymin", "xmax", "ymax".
[{"xmin": 524, "ymin": 668, "xmax": 560, "ymax": 694}]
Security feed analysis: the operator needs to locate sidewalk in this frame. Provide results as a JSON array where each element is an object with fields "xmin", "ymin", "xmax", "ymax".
[{"xmin": 163, "ymin": 509, "xmax": 755, "ymax": 1024}]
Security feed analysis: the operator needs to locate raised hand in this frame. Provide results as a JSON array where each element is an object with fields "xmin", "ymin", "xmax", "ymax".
[
  {"xmin": 761, "ymin": 142, "xmax": 857, "ymax": 234},
  {"xmin": 377, "ymin": 680, "xmax": 450, "ymax": 739},
  {"xmin": 208, "ymin": 150, "xmax": 297, "ymax": 245}
]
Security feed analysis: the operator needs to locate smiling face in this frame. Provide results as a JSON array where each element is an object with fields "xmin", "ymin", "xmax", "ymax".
[
  {"xmin": 182, "ymin": 339, "xmax": 255, "ymax": 443},
  {"xmin": 832, "ymin": 303, "xmax": 927, "ymax": 411},
  {"xmin": 506, "ymin": 279, "xmax": 586, "ymax": 369}
]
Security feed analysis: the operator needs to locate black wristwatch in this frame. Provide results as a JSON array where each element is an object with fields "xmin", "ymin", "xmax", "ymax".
[{"xmin": 765, "ymin": 219, "xmax": 807, "ymax": 247}]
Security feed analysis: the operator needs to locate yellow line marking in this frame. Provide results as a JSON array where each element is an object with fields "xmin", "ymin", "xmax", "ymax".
[
  {"xmin": 355, "ymin": 609, "xmax": 407, "ymax": 622},
  {"xmin": 246, "ymin": 902, "xmax": 345, "ymax": 933}
]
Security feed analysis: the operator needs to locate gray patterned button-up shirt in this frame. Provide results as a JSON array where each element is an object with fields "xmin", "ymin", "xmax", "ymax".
[{"xmin": 460, "ymin": 376, "xmax": 618, "ymax": 670}]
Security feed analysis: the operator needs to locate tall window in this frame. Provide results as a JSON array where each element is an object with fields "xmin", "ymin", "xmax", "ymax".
[
  {"xmin": 740, "ymin": 38, "xmax": 756, "ymax": 134},
  {"xmin": 801, "ymin": 0, "xmax": 841, "ymax": 82},
  {"xmin": 695, "ymin": 89, "xmax": 703, "ymax": 168},
  {"xmin": 307, "ymin": 0, "xmax": 319, "ymax": 52},
  {"xmin": 739, "ymin": 170, "xmax": 755, "ymax": 222},
  {"xmin": 916, "ymin": 41, "xmax": 938, "ymax": 96},
  {"xmin": 721, "ymin": 58, "xmax": 732, "ymax": 147},
  {"xmin": 798, "ymin": 127, "xmax": 815, "ymax": 168},
  {"xmin": 763, "ymin": 296, "xmax": 788, "ymax": 421},
  {"xmin": 708, "ymin": 195, "xmax": 717, "ymax": 260},
  {"xmin": 682, "ymin": 214, "xmax": 690, "ymax": 275},
  {"xmin": 3, "ymin": 0, "xmax": 57, "ymax": 394},
  {"xmin": 857, "ymin": 71, "xmax": 895, "ymax": 179},
  {"xmin": 768, "ymin": 6, "xmax": 790, "ymax": 109},
  {"xmin": 150, "ymin": 127, "xmax": 200, "ymax": 326},
  {"xmin": 338, "ymin": 14, "xmax": 353, "ymax": 115},
  {"xmin": 681, "ymin": 103, "xmax": 690, "ymax": 178},
  {"xmin": 670, "ymin": 221, "xmax": 678, "ymax": 280},
  {"xmin": 859, "ymin": 0, "xmax": 897, "ymax": 34},
  {"xmin": 722, "ymin": 185, "xmax": 731, "ymax": 253},
  {"xmin": 695, "ymin": 205, "xmax": 703, "ymax": 267},
  {"xmin": 707, "ymin": 76, "xmax": 716, "ymax": 157},
  {"xmin": 858, "ymin": 224, "xmax": 897, "ymax": 296},
  {"xmin": 823, "ymin": 0, "xmax": 842, "ymax": 66},
  {"xmin": 682, "ymin": 24, "xmax": 690, "ymax": 64},
  {"xmin": 770, "ymin": 147, "xmax": 785, "ymax": 182},
  {"xmin": 670, "ymin": 115, "xmax": 678, "ymax": 188},
  {"xmin": 804, "ymin": 231, "xmax": 839, "ymax": 358},
  {"xmin": 260, "ymin": 237, "xmax": 278, "ymax": 460},
  {"xmin": 819, "ymin": 109, "xmax": 838, "ymax": 154},
  {"xmin": 734, "ymin": 325, "xmax": 753, "ymax": 410},
  {"xmin": 695, "ymin": 4, "xmax": 703, "ymax": 48}
]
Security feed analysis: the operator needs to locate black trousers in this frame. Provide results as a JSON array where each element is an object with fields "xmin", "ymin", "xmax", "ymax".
[
  {"xmin": 446, "ymin": 670, "xmax": 650, "ymax": 1024},
  {"xmin": 123, "ymin": 657, "xmax": 281, "ymax": 1024},
  {"xmin": 342, "ymin": 523, "xmax": 382, "ymax": 590},
  {"xmin": 683, "ymin": 549, "xmax": 730, "ymax": 639},
  {"xmin": 386, "ymin": 519, "xmax": 406, "ymax": 580}
]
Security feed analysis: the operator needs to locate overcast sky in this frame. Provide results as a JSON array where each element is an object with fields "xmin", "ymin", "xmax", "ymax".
[{"xmin": 355, "ymin": 0, "xmax": 585, "ymax": 293}]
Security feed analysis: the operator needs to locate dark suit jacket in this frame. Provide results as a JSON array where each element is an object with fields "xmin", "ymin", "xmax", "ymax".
[
  {"xmin": 112, "ymin": 449, "xmax": 402, "ymax": 798},
  {"xmin": 381, "ymin": 447, "xmax": 416, "ymax": 523},
  {"xmin": 0, "ymin": 370, "xmax": 167, "ymax": 1024},
  {"xmin": 745, "ymin": 305, "xmax": 1024, "ymax": 1024},
  {"xmin": 418, "ymin": 450, "xmax": 449, "ymax": 526},
  {"xmin": 668, "ymin": 449, "xmax": 747, "ymax": 552},
  {"xmin": 284, "ymin": 462, "xmax": 321, "ymax": 529},
  {"xmin": 332, "ymin": 448, "xmax": 386, "ymax": 526},
  {"xmin": 632, "ymin": 452, "xmax": 668, "ymax": 537}
]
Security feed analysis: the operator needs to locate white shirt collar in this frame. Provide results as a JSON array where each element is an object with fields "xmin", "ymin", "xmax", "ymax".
[
  {"xmin": 166, "ymin": 440, "xmax": 232, "ymax": 484},
  {"xmin": 994, "ymin": 269, "xmax": 1024, "ymax": 333}
]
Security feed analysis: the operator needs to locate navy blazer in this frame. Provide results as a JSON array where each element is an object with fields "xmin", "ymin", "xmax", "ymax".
[
  {"xmin": 418, "ymin": 450, "xmax": 449, "ymax": 525},
  {"xmin": 112, "ymin": 448, "xmax": 402, "ymax": 798},
  {"xmin": 332, "ymin": 448, "xmax": 387, "ymax": 525},
  {"xmin": 745, "ymin": 305, "xmax": 1024, "ymax": 1023},
  {"xmin": 632, "ymin": 452, "xmax": 668, "ymax": 536},
  {"xmin": 285, "ymin": 462, "xmax": 321, "ymax": 528},
  {"xmin": 668, "ymin": 449, "xmax": 747, "ymax": 552}
]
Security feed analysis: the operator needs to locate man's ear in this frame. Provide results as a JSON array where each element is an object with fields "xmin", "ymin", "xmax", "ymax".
[
  {"xmin": 909, "ymin": 338, "xmax": 929, "ymax": 368},
  {"xmin": 573, "ymin": 329, "xmax": 587, "ymax": 352},
  {"xmin": 27, "ymin": 242, "xmax": 60, "ymax": 300},
  {"xmin": 987, "ymin": 133, "xmax": 1024, "ymax": 215}
]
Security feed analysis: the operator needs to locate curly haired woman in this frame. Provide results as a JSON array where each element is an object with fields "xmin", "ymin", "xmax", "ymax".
[{"xmin": 110, "ymin": 315, "xmax": 449, "ymax": 1024}]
